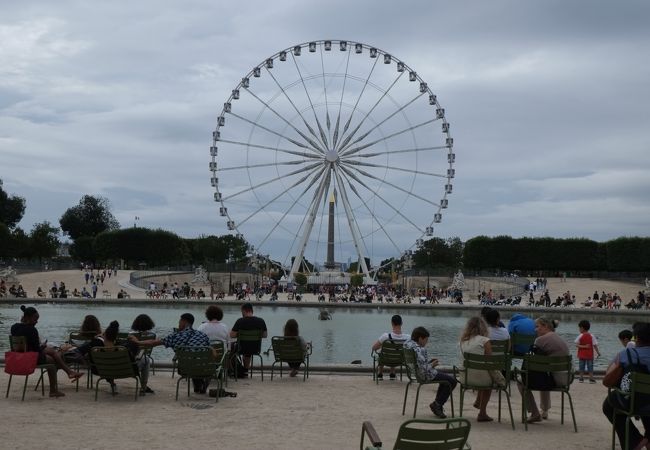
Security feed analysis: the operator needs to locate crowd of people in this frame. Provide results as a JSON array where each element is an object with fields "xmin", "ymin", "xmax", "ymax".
[
  {"xmin": 370, "ymin": 311, "xmax": 650, "ymax": 448},
  {"xmin": 7, "ymin": 301, "xmax": 311, "ymax": 398}
]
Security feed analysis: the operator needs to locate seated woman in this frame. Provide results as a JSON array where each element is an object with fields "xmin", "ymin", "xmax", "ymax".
[
  {"xmin": 72, "ymin": 288, "xmax": 81, "ymax": 297},
  {"xmin": 130, "ymin": 314, "xmax": 156, "ymax": 395},
  {"xmin": 10, "ymin": 305, "xmax": 83, "ymax": 397},
  {"xmin": 517, "ymin": 318, "xmax": 569, "ymax": 422},
  {"xmin": 37, "ymin": 287, "xmax": 46, "ymax": 298},
  {"xmin": 603, "ymin": 322, "xmax": 650, "ymax": 450},
  {"xmin": 60, "ymin": 315, "xmax": 102, "ymax": 354},
  {"xmin": 283, "ymin": 319, "xmax": 309, "ymax": 377},
  {"xmin": 459, "ymin": 316, "xmax": 497, "ymax": 422},
  {"xmin": 81, "ymin": 287, "xmax": 91, "ymax": 298}
]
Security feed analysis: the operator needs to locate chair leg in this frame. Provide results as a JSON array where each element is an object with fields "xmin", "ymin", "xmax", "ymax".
[
  {"xmin": 134, "ymin": 377, "xmax": 139, "ymax": 402},
  {"xmin": 259, "ymin": 354, "xmax": 264, "ymax": 381},
  {"xmin": 523, "ymin": 389, "xmax": 528, "ymax": 431},
  {"xmin": 271, "ymin": 362, "xmax": 276, "ymax": 381},
  {"xmin": 95, "ymin": 377, "xmax": 102, "ymax": 401},
  {"xmin": 402, "ymin": 382, "xmax": 411, "ymax": 415},
  {"xmin": 566, "ymin": 392, "xmax": 577, "ymax": 433},
  {"xmin": 504, "ymin": 389, "xmax": 515, "ymax": 430},
  {"xmin": 413, "ymin": 384, "xmax": 422, "ymax": 418},
  {"xmin": 175, "ymin": 377, "xmax": 182, "ymax": 401},
  {"xmin": 459, "ymin": 386, "xmax": 465, "ymax": 417},
  {"xmin": 22, "ymin": 376, "xmax": 29, "ymax": 401},
  {"xmin": 5, "ymin": 374, "xmax": 12, "ymax": 398},
  {"xmin": 561, "ymin": 392, "xmax": 565, "ymax": 425},
  {"xmin": 449, "ymin": 383, "xmax": 454, "ymax": 417}
]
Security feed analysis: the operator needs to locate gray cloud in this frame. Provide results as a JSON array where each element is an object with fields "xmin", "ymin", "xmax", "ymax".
[{"xmin": 1, "ymin": 0, "xmax": 649, "ymax": 267}]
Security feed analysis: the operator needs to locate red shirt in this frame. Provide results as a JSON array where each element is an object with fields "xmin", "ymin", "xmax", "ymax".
[{"xmin": 575, "ymin": 332, "xmax": 597, "ymax": 360}]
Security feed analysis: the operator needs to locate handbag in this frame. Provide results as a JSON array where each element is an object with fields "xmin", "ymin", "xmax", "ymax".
[
  {"xmin": 620, "ymin": 348, "xmax": 649, "ymax": 392},
  {"xmin": 4, "ymin": 351, "xmax": 39, "ymax": 375}
]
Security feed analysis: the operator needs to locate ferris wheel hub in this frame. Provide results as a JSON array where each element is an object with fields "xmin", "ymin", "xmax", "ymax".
[{"xmin": 325, "ymin": 150, "xmax": 339, "ymax": 163}]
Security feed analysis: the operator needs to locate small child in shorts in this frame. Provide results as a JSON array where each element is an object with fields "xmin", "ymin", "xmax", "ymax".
[{"xmin": 574, "ymin": 320, "xmax": 601, "ymax": 383}]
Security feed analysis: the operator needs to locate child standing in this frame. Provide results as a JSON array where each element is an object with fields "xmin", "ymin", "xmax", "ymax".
[{"xmin": 574, "ymin": 320, "xmax": 601, "ymax": 383}]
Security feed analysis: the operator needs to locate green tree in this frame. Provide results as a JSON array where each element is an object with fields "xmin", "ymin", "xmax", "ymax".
[
  {"xmin": 293, "ymin": 272, "xmax": 307, "ymax": 292},
  {"xmin": 94, "ymin": 227, "xmax": 189, "ymax": 267},
  {"xmin": 29, "ymin": 221, "xmax": 60, "ymax": 262},
  {"xmin": 0, "ymin": 179, "xmax": 26, "ymax": 229},
  {"xmin": 59, "ymin": 195, "xmax": 120, "ymax": 240},
  {"xmin": 350, "ymin": 273, "xmax": 364, "ymax": 287},
  {"xmin": 69, "ymin": 235, "xmax": 96, "ymax": 262}
]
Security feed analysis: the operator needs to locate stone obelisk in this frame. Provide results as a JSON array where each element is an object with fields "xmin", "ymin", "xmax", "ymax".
[{"xmin": 325, "ymin": 189, "xmax": 336, "ymax": 269}]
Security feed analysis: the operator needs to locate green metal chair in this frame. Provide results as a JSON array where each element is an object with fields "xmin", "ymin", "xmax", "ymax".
[
  {"xmin": 608, "ymin": 371, "xmax": 650, "ymax": 450},
  {"xmin": 90, "ymin": 346, "xmax": 141, "ymax": 401},
  {"xmin": 136, "ymin": 331, "xmax": 157, "ymax": 375},
  {"xmin": 372, "ymin": 339, "xmax": 406, "ymax": 384},
  {"xmin": 211, "ymin": 340, "xmax": 228, "ymax": 388},
  {"xmin": 488, "ymin": 339, "xmax": 510, "ymax": 355},
  {"xmin": 402, "ymin": 348, "xmax": 455, "ymax": 418},
  {"xmin": 270, "ymin": 336, "xmax": 312, "ymax": 381},
  {"xmin": 5, "ymin": 336, "xmax": 55, "ymax": 401},
  {"xmin": 235, "ymin": 329, "xmax": 265, "ymax": 381},
  {"xmin": 509, "ymin": 333, "xmax": 536, "ymax": 360},
  {"xmin": 64, "ymin": 331, "xmax": 97, "ymax": 391},
  {"xmin": 454, "ymin": 352, "xmax": 515, "ymax": 429},
  {"xmin": 515, "ymin": 354, "xmax": 576, "ymax": 432},
  {"xmin": 360, "ymin": 418, "xmax": 472, "ymax": 450},
  {"xmin": 174, "ymin": 345, "xmax": 223, "ymax": 403}
]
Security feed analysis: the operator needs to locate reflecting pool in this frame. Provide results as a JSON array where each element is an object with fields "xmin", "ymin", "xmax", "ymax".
[{"xmin": 0, "ymin": 303, "xmax": 642, "ymax": 370}]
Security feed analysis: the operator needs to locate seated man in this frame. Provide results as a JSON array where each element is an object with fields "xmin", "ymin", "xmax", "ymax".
[
  {"xmin": 130, "ymin": 313, "xmax": 211, "ymax": 393},
  {"xmin": 404, "ymin": 327, "xmax": 457, "ymax": 418},
  {"xmin": 230, "ymin": 303, "xmax": 267, "ymax": 374},
  {"xmin": 371, "ymin": 314, "xmax": 410, "ymax": 380},
  {"xmin": 508, "ymin": 313, "xmax": 536, "ymax": 356}
]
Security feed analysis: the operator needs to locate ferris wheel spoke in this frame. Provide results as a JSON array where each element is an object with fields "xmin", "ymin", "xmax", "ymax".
[
  {"xmin": 228, "ymin": 111, "xmax": 323, "ymax": 154},
  {"xmin": 319, "ymin": 44, "xmax": 331, "ymax": 136},
  {"xmin": 218, "ymin": 159, "xmax": 315, "ymax": 172},
  {"xmin": 219, "ymin": 139, "xmax": 321, "ymax": 160},
  {"xmin": 332, "ymin": 48, "xmax": 352, "ymax": 150},
  {"xmin": 264, "ymin": 67, "xmax": 326, "ymax": 154},
  {"xmin": 236, "ymin": 165, "xmax": 323, "ymax": 228},
  {"xmin": 339, "ymin": 170, "xmax": 403, "ymax": 255},
  {"xmin": 345, "ymin": 164, "xmax": 440, "ymax": 207},
  {"xmin": 290, "ymin": 52, "xmax": 330, "ymax": 149},
  {"xmin": 340, "ymin": 117, "xmax": 437, "ymax": 158},
  {"xmin": 351, "ymin": 145, "xmax": 449, "ymax": 159},
  {"xmin": 338, "ymin": 165, "xmax": 425, "ymax": 234},
  {"xmin": 289, "ymin": 167, "xmax": 332, "ymax": 277},
  {"xmin": 339, "ymin": 92, "xmax": 423, "ymax": 155},
  {"xmin": 342, "ymin": 160, "xmax": 446, "ymax": 178},
  {"xmin": 256, "ymin": 166, "xmax": 328, "ymax": 249},
  {"xmin": 336, "ymin": 71, "xmax": 405, "ymax": 153},
  {"xmin": 244, "ymin": 87, "xmax": 325, "ymax": 154},
  {"xmin": 332, "ymin": 169, "xmax": 371, "ymax": 277},
  {"xmin": 222, "ymin": 161, "xmax": 323, "ymax": 202},
  {"xmin": 339, "ymin": 56, "xmax": 379, "ymax": 145}
]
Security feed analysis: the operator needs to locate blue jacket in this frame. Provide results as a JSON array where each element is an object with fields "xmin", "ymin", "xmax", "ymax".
[{"xmin": 507, "ymin": 314, "xmax": 536, "ymax": 354}]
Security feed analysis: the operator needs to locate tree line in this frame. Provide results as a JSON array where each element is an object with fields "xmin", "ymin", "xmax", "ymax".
[{"xmin": 1, "ymin": 180, "xmax": 648, "ymax": 273}]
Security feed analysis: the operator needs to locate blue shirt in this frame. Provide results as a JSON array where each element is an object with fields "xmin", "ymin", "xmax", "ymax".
[
  {"xmin": 160, "ymin": 327, "xmax": 210, "ymax": 349},
  {"xmin": 507, "ymin": 314, "xmax": 536, "ymax": 354}
]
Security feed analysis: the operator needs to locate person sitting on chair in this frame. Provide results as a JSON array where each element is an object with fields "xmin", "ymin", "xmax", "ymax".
[
  {"xmin": 230, "ymin": 303, "xmax": 267, "ymax": 375},
  {"xmin": 404, "ymin": 326, "xmax": 457, "ymax": 418},
  {"xmin": 603, "ymin": 322, "xmax": 650, "ymax": 450},
  {"xmin": 10, "ymin": 305, "xmax": 83, "ymax": 397},
  {"xmin": 371, "ymin": 314, "xmax": 410, "ymax": 380},
  {"xmin": 283, "ymin": 319, "xmax": 309, "ymax": 377},
  {"xmin": 130, "ymin": 313, "xmax": 210, "ymax": 393}
]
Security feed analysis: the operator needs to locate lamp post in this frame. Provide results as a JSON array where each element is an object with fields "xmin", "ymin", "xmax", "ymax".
[
  {"xmin": 426, "ymin": 249, "xmax": 431, "ymax": 299},
  {"xmin": 227, "ymin": 249, "xmax": 233, "ymax": 296}
]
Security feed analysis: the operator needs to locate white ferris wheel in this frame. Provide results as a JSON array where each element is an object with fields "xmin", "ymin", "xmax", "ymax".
[{"xmin": 209, "ymin": 40, "xmax": 455, "ymax": 282}]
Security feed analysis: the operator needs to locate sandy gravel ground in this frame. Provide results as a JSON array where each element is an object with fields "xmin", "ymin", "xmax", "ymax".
[
  {"xmin": 0, "ymin": 368, "xmax": 623, "ymax": 450},
  {"xmin": 6, "ymin": 270, "xmax": 647, "ymax": 306}
]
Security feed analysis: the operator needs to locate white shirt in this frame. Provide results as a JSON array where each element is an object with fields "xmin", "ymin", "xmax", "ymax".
[{"xmin": 197, "ymin": 320, "xmax": 230, "ymax": 346}]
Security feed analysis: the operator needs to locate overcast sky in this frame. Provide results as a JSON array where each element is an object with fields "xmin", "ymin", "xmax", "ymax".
[{"xmin": 1, "ymin": 0, "xmax": 649, "ymax": 266}]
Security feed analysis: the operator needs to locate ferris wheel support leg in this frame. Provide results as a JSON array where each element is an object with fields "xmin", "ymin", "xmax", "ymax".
[
  {"xmin": 333, "ymin": 169, "xmax": 371, "ymax": 281},
  {"xmin": 289, "ymin": 168, "xmax": 331, "ymax": 281}
]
